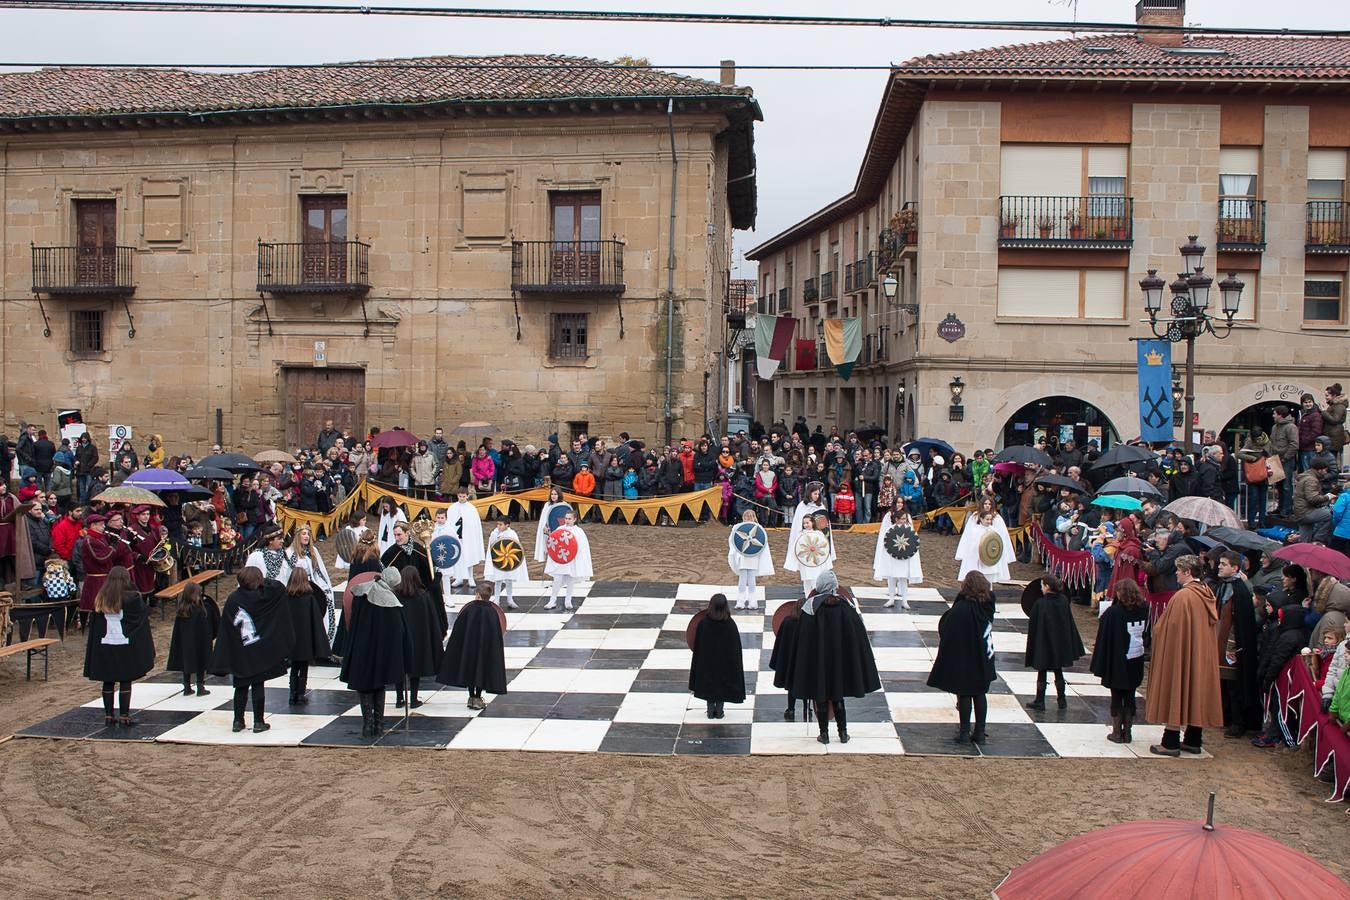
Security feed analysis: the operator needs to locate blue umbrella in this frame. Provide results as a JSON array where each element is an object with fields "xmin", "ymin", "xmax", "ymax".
[
  {"xmin": 1091, "ymin": 494, "xmax": 1142, "ymax": 511},
  {"xmin": 902, "ymin": 437, "xmax": 956, "ymax": 460},
  {"xmin": 124, "ymin": 469, "xmax": 191, "ymax": 492}
]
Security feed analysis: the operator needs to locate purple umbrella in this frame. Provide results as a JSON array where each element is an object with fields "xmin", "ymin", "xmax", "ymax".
[{"xmin": 124, "ymin": 469, "xmax": 192, "ymax": 492}]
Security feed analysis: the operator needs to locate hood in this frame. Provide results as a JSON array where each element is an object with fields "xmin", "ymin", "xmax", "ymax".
[{"xmin": 1278, "ymin": 604, "xmax": 1308, "ymax": 634}]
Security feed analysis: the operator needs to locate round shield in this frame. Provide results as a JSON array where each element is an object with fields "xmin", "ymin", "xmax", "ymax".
[
  {"xmin": 883, "ymin": 523, "xmax": 919, "ymax": 561},
  {"xmin": 772, "ymin": 599, "xmax": 799, "ymax": 636},
  {"xmin": 342, "ymin": 571, "xmax": 378, "ymax": 620},
  {"xmin": 546, "ymin": 526, "xmax": 579, "ymax": 565},
  {"xmin": 729, "ymin": 521, "xmax": 768, "ymax": 558},
  {"xmin": 685, "ymin": 608, "xmax": 708, "ymax": 650},
  {"xmin": 489, "ymin": 537, "xmax": 525, "ymax": 572},
  {"xmin": 978, "ymin": 530, "xmax": 1005, "ymax": 568},
  {"xmin": 1021, "ymin": 579, "xmax": 1045, "ymax": 618},
  {"xmin": 546, "ymin": 502, "xmax": 573, "ymax": 532},
  {"xmin": 811, "ymin": 511, "xmax": 832, "ymax": 533},
  {"xmin": 794, "ymin": 530, "xmax": 832, "ymax": 568},
  {"xmin": 429, "ymin": 534, "xmax": 462, "ymax": 570},
  {"xmin": 334, "ymin": 528, "xmax": 358, "ymax": 563}
]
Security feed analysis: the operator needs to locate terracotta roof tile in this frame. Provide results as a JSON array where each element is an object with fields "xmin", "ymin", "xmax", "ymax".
[
  {"xmin": 899, "ymin": 35, "xmax": 1350, "ymax": 80},
  {"xmin": 0, "ymin": 54, "xmax": 753, "ymax": 119}
]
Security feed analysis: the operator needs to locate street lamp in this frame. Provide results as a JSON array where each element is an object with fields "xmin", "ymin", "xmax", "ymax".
[
  {"xmin": 1171, "ymin": 373, "xmax": 1185, "ymax": 427},
  {"xmin": 882, "ymin": 272, "xmax": 918, "ymax": 316},
  {"xmin": 948, "ymin": 375, "xmax": 965, "ymax": 422},
  {"xmin": 1141, "ymin": 235, "xmax": 1244, "ymax": 453}
]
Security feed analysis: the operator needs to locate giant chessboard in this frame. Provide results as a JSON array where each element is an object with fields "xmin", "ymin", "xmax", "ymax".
[{"xmin": 17, "ymin": 582, "xmax": 1210, "ymax": 759}]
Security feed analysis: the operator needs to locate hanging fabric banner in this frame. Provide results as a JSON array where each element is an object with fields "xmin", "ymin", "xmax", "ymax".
[
  {"xmin": 824, "ymin": 317, "xmax": 863, "ymax": 381},
  {"xmin": 1136, "ymin": 339, "xmax": 1175, "ymax": 443},
  {"xmin": 794, "ymin": 339, "xmax": 816, "ymax": 372},
  {"xmin": 754, "ymin": 315, "xmax": 798, "ymax": 380}
]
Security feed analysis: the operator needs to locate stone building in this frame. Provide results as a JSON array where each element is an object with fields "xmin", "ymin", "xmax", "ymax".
[
  {"xmin": 0, "ymin": 56, "xmax": 759, "ymax": 452},
  {"xmin": 747, "ymin": 1, "xmax": 1349, "ymax": 451}
]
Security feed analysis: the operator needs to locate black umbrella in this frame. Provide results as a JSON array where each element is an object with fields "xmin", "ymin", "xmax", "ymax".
[
  {"xmin": 197, "ymin": 453, "xmax": 261, "ymax": 473},
  {"xmin": 1034, "ymin": 474, "xmax": 1089, "ymax": 494},
  {"xmin": 185, "ymin": 465, "xmax": 234, "ymax": 481},
  {"xmin": 1206, "ymin": 526, "xmax": 1281, "ymax": 554},
  {"xmin": 1097, "ymin": 475, "xmax": 1163, "ymax": 500},
  {"xmin": 996, "ymin": 445, "xmax": 1054, "ymax": 467},
  {"xmin": 1185, "ymin": 534, "xmax": 1223, "ymax": 554},
  {"xmin": 1090, "ymin": 444, "xmax": 1156, "ymax": 470},
  {"xmin": 168, "ymin": 485, "xmax": 214, "ymax": 500}
]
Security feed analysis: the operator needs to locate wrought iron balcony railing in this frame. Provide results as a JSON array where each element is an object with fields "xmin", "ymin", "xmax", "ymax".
[
  {"xmin": 257, "ymin": 240, "xmax": 371, "ymax": 294},
  {"xmin": 820, "ymin": 270, "xmax": 836, "ymax": 300},
  {"xmin": 1217, "ymin": 198, "xmax": 1266, "ymax": 251},
  {"xmin": 1306, "ymin": 201, "xmax": 1350, "ymax": 254},
  {"xmin": 511, "ymin": 239, "xmax": 625, "ymax": 293},
  {"xmin": 804, "ymin": 276, "xmax": 819, "ymax": 303},
  {"xmin": 998, "ymin": 196, "xmax": 1133, "ymax": 249},
  {"xmin": 31, "ymin": 245, "xmax": 135, "ymax": 295}
]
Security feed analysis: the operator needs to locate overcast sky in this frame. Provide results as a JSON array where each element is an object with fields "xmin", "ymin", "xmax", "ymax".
[{"xmin": 1, "ymin": 0, "xmax": 1339, "ymax": 274}]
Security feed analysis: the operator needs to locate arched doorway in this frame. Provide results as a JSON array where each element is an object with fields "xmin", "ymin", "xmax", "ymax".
[
  {"xmin": 1219, "ymin": 401, "xmax": 1297, "ymax": 451},
  {"xmin": 1000, "ymin": 395, "xmax": 1120, "ymax": 451}
]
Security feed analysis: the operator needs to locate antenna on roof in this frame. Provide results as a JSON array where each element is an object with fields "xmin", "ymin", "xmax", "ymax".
[{"xmin": 1048, "ymin": 0, "xmax": 1079, "ymax": 33}]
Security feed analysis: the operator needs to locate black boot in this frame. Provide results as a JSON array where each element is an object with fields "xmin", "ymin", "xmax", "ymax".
[
  {"xmin": 373, "ymin": 691, "xmax": 386, "ymax": 737},
  {"xmin": 359, "ymin": 693, "xmax": 375, "ymax": 738},
  {"xmin": 1106, "ymin": 713, "xmax": 1126, "ymax": 744},
  {"xmin": 706, "ymin": 700, "xmax": 716, "ymax": 719},
  {"xmin": 288, "ymin": 668, "xmax": 301, "ymax": 705},
  {"xmin": 1180, "ymin": 726, "xmax": 1203, "ymax": 754},
  {"xmin": 1026, "ymin": 672, "xmax": 1047, "ymax": 710},
  {"xmin": 395, "ymin": 687, "xmax": 406, "ymax": 709},
  {"xmin": 409, "ymin": 677, "xmax": 422, "ymax": 709},
  {"xmin": 954, "ymin": 696, "xmax": 972, "ymax": 743},
  {"xmin": 784, "ymin": 692, "xmax": 795, "ymax": 721},
  {"xmin": 183, "ymin": 676, "xmax": 195, "ymax": 697},
  {"xmin": 1121, "ymin": 709, "xmax": 1134, "ymax": 743},
  {"xmin": 815, "ymin": 701, "xmax": 830, "ymax": 743},
  {"xmin": 296, "ymin": 665, "xmax": 309, "ymax": 705},
  {"xmin": 196, "ymin": 672, "xmax": 210, "ymax": 696},
  {"xmin": 1054, "ymin": 671, "xmax": 1068, "ymax": 709},
  {"xmin": 835, "ymin": 700, "xmax": 849, "ymax": 744}
]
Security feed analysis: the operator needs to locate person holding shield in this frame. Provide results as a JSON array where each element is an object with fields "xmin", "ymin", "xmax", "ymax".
[
  {"xmin": 727, "ymin": 510, "xmax": 773, "ymax": 610},
  {"xmin": 544, "ymin": 509, "xmax": 592, "ymax": 611},
  {"xmin": 534, "ymin": 486, "xmax": 567, "ymax": 562},
  {"xmin": 483, "ymin": 514, "xmax": 528, "ymax": 610},
  {"xmin": 873, "ymin": 499, "xmax": 922, "ymax": 610}
]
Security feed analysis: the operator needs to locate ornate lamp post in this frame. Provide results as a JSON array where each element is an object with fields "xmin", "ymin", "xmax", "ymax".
[{"xmin": 1140, "ymin": 236, "xmax": 1244, "ymax": 453}]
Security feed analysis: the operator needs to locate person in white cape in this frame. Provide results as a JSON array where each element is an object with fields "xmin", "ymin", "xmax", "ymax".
[
  {"xmin": 543, "ymin": 510, "xmax": 592, "ymax": 611},
  {"xmin": 333, "ymin": 510, "xmax": 368, "ymax": 572},
  {"xmin": 955, "ymin": 510, "xmax": 1014, "ymax": 583},
  {"xmin": 482, "ymin": 514, "xmax": 528, "ymax": 610},
  {"xmin": 785, "ymin": 514, "xmax": 835, "ymax": 596},
  {"xmin": 430, "ymin": 508, "xmax": 459, "ymax": 613},
  {"xmin": 446, "ymin": 488, "xmax": 485, "ymax": 589},
  {"xmin": 873, "ymin": 501, "xmax": 922, "ymax": 610},
  {"xmin": 727, "ymin": 510, "xmax": 774, "ymax": 610},
  {"xmin": 534, "ymin": 486, "xmax": 566, "ymax": 563},
  {"xmin": 375, "ymin": 498, "xmax": 407, "ymax": 556},
  {"xmin": 782, "ymin": 482, "xmax": 827, "ymax": 574}
]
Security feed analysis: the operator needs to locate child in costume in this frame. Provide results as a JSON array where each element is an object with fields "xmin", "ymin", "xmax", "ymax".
[
  {"xmin": 727, "ymin": 510, "xmax": 773, "ymax": 611},
  {"xmin": 544, "ymin": 509, "xmax": 592, "ymax": 611},
  {"xmin": 483, "ymin": 514, "xmax": 528, "ymax": 611}
]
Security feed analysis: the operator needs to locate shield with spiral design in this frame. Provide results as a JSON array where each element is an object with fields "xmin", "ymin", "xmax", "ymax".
[
  {"xmin": 489, "ymin": 537, "xmax": 525, "ymax": 572},
  {"xmin": 883, "ymin": 523, "xmax": 919, "ymax": 561},
  {"xmin": 546, "ymin": 526, "xmax": 579, "ymax": 565},
  {"xmin": 794, "ymin": 530, "xmax": 831, "ymax": 568},
  {"xmin": 729, "ymin": 521, "xmax": 768, "ymax": 558},
  {"xmin": 429, "ymin": 534, "xmax": 461, "ymax": 570}
]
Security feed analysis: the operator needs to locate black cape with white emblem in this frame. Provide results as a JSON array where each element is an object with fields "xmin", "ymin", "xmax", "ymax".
[
  {"xmin": 288, "ymin": 583, "xmax": 333, "ymax": 664},
  {"xmin": 167, "ymin": 597, "xmax": 220, "ymax": 675},
  {"xmin": 437, "ymin": 599, "xmax": 507, "ymax": 694},
  {"xmin": 770, "ymin": 608, "xmax": 801, "ymax": 690},
  {"xmin": 688, "ymin": 616, "xmax": 746, "ymax": 703},
  {"xmin": 790, "ymin": 592, "xmax": 881, "ymax": 701},
  {"xmin": 84, "ymin": 593, "xmax": 156, "ymax": 683},
  {"xmin": 400, "ymin": 587, "xmax": 447, "ymax": 677},
  {"xmin": 1024, "ymin": 590, "xmax": 1085, "ymax": 670},
  {"xmin": 1089, "ymin": 601, "xmax": 1148, "ymax": 691},
  {"xmin": 927, "ymin": 592, "xmax": 996, "ymax": 696},
  {"xmin": 210, "ymin": 581, "xmax": 295, "ymax": 685},
  {"xmin": 340, "ymin": 593, "xmax": 413, "ymax": 692}
]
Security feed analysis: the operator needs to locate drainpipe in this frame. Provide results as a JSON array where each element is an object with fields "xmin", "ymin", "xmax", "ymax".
[{"xmin": 664, "ymin": 98, "xmax": 677, "ymax": 448}]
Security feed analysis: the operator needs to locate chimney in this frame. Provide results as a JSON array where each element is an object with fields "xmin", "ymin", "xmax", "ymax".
[
  {"xmin": 1136, "ymin": 0, "xmax": 1185, "ymax": 47},
  {"xmin": 720, "ymin": 59, "xmax": 736, "ymax": 86}
]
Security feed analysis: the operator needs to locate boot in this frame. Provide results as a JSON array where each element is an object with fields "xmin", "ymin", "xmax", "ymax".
[
  {"xmin": 1106, "ymin": 713, "xmax": 1126, "ymax": 744},
  {"xmin": 706, "ymin": 700, "xmax": 716, "ymax": 720},
  {"xmin": 373, "ymin": 692, "xmax": 386, "ymax": 737},
  {"xmin": 360, "ymin": 693, "xmax": 375, "ymax": 738},
  {"xmin": 970, "ymin": 727, "xmax": 987, "ymax": 745},
  {"xmin": 288, "ymin": 669, "xmax": 301, "ymax": 705},
  {"xmin": 1055, "ymin": 671, "xmax": 1068, "ymax": 709},
  {"xmin": 296, "ymin": 667, "xmax": 308, "ymax": 705},
  {"xmin": 1026, "ymin": 672, "xmax": 1047, "ymax": 710},
  {"xmin": 835, "ymin": 703, "xmax": 849, "ymax": 744},
  {"xmin": 1121, "ymin": 710, "xmax": 1134, "ymax": 743},
  {"xmin": 1180, "ymin": 726, "xmax": 1203, "ymax": 754},
  {"xmin": 395, "ymin": 688, "xmax": 406, "ymax": 709},
  {"xmin": 409, "ymin": 678, "xmax": 423, "ymax": 709},
  {"xmin": 196, "ymin": 674, "xmax": 210, "ymax": 697},
  {"xmin": 952, "ymin": 724, "xmax": 971, "ymax": 744}
]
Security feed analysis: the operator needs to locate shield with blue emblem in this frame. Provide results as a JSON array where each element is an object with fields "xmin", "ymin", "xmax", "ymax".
[
  {"xmin": 547, "ymin": 502, "xmax": 573, "ymax": 531},
  {"xmin": 729, "ymin": 521, "xmax": 768, "ymax": 558},
  {"xmin": 429, "ymin": 534, "xmax": 462, "ymax": 570}
]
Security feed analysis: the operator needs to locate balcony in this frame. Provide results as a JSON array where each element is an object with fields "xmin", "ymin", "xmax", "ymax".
[
  {"xmin": 844, "ymin": 262, "xmax": 855, "ymax": 293},
  {"xmin": 257, "ymin": 240, "xmax": 371, "ymax": 295},
  {"xmin": 820, "ymin": 270, "xmax": 836, "ymax": 300},
  {"xmin": 31, "ymin": 245, "xmax": 135, "ymax": 296},
  {"xmin": 1217, "ymin": 199, "xmax": 1266, "ymax": 252},
  {"xmin": 860, "ymin": 332, "xmax": 886, "ymax": 368},
  {"xmin": 510, "ymin": 240, "xmax": 624, "ymax": 294},
  {"xmin": 804, "ymin": 276, "xmax": 819, "ymax": 304},
  {"xmin": 998, "ymin": 196, "xmax": 1133, "ymax": 249},
  {"xmin": 1306, "ymin": 201, "xmax": 1350, "ymax": 254},
  {"xmin": 777, "ymin": 287, "xmax": 789, "ymax": 313},
  {"xmin": 850, "ymin": 255, "xmax": 874, "ymax": 293}
]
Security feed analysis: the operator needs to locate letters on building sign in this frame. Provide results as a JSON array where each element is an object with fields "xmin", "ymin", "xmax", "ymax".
[{"xmin": 1254, "ymin": 382, "xmax": 1315, "ymax": 403}]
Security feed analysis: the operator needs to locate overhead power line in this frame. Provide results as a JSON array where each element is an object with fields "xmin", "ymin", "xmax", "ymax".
[{"xmin": 0, "ymin": 0, "xmax": 1346, "ymax": 39}]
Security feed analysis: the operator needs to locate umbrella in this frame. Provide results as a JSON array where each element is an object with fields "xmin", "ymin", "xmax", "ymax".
[
  {"xmin": 197, "ymin": 452, "xmax": 261, "ymax": 473},
  {"xmin": 254, "ymin": 449, "xmax": 297, "ymax": 464},
  {"xmin": 371, "ymin": 428, "xmax": 419, "ymax": 450},
  {"xmin": 91, "ymin": 485, "xmax": 165, "ymax": 507},
  {"xmin": 456, "ymin": 421, "xmax": 497, "ymax": 446},
  {"xmin": 185, "ymin": 465, "xmax": 234, "ymax": 482},
  {"xmin": 123, "ymin": 469, "xmax": 191, "ymax": 492},
  {"xmin": 1097, "ymin": 475, "xmax": 1163, "ymax": 500},
  {"xmin": 170, "ymin": 485, "xmax": 214, "ymax": 500},
  {"xmin": 1274, "ymin": 542, "xmax": 1350, "ymax": 580},
  {"xmin": 1206, "ymin": 526, "xmax": 1281, "ymax": 554},
  {"xmin": 1091, "ymin": 494, "xmax": 1142, "ymax": 511},
  {"xmin": 1186, "ymin": 534, "xmax": 1223, "ymax": 554},
  {"xmin": 1090, "ymin": 444, "xmax": 1155, "ymax": 470},
  {"xmin": 1034, "ymin": 474, "xmax": 1088, "ymax": 494},
  {"xmin": 995, "ymin": 445, "xmax": 1054, "ymax": 468},
  {"xmin": 992, "ymin": 795, "xmax": 1350, "ymax": 900},
  {"xmin": 902, "ymin": 437, "xmax": 955, "ymax": 460},
  {"xmin": 992, "ymin": 461, "xmax": 1026, "ymax": 476},
  {"xmin": 1163, "ymin": 496, "xmax": 1243, "ymax": 529}
]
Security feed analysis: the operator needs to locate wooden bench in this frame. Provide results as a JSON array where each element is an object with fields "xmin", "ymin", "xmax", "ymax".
[
  {"xmin": 155, "ymin": 569, "xmax": 225, "ymax": 618},
  {"xmin": 0, "ymin": 638, "xmax": 59, "ymax": 681}
]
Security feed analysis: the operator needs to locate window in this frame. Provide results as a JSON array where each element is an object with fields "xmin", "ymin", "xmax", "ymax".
[
  {"xmin": 300, "ymin": 195, "xmax": 348, "ymax": 283},
  {"xmin": 70, "ymin": 309, "xmax": 104, "ymax": 353},
  {"xmin": 550, "ymin": 313, "xmax": 588, "ymax": 359},
  {"xmin": 1308, "ymin": 150, "xmax": 1347, "ymax": 200},
  {"xmin": 998, "ymin": 268, "xmax": 1124, "ymax": 319},
  {"xmin": 1220, "ymin": 148, "xmax": 1260, "ymax": 221},
  {"xmin": 74, "ymin": 199, "xmax": 117, "ymax": 287},
  {"xmin": 1304, "ymin": 277, "xmax": 1343, "ymax": 325}
]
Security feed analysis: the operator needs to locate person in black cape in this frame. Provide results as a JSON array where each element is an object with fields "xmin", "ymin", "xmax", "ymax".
[
  {"xmin": 84, "ymin": 566, "xmax": 156, "ymax": 728},
  {"xmin": 928, "ymin": 571, "xmax": 997, "ymax": 745},
  {"xmin": 688, "ymin": 593, "xmax": 746, "ymax": 719},
  {"xmin": 1090, "ymin": 578, "xmax": 1150, "ymax": 743},
  {"xmin": 1023, "ymin": 572, "xmax": 1086, "ymax": 710},
  {"xmin": 341, "ymin": 566, "xmax": 414, "ymax": 737},
  {"xmin": 210, "ymin": 566, "xmax": 295, "ymax": 733},
  {"xmin": 392, "ymin": 565, "xmax": 447, "ymax": 708},
  {"xmin": 381, "ymin": 522, "xmax": 441, "ymax": 600},
  {"xmin": 284, "ymin": 567, "xmax": 332, "ymax": 706},
  {"xmin": 791, "ymin": 570, "xmax": 882, "ymax": 744},
  {"xmin": 1212, "ymin": 550, "xmax": 1261, "ymax": 737},
  {"xmin": 438, "ymin": 581, "xmax": 507, "ymax": 710},
  {"xmin": 167, "ymin": 581, "xmax": 218, "ymax": 697},
  {"xmin": 770, "ymin": 597, "xmax": 805, "ymax": 720},
  {"xmin": 333, "ymin": 531, "xmax": 383, "ymax": 657}
]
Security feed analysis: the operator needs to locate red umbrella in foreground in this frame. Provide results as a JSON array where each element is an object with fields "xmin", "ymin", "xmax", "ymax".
[
  {"xmin": 1274, "ymin": 542, "xmax": 1350, "ymax": 581},
  {"xmin": 371, "ymin": 428, "xmax": 419, "ymax": 450},
  {"xmin": 992, "ymin": 795, "xmax": 1350, "ymax": 900}
]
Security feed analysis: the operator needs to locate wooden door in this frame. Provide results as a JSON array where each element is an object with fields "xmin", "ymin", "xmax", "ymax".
[
  {"xmin": 549, "ymin": 192, "xmax": 601, "ymax": 283},
  {"xmin": 301, "ymin": 195, "xmax": 348, "ymax": 283},
  {"xmin": 283, "ymin": 367, "xmax": 365, "ymax": 449},
  {"xmin": 75, "ymin": 199, "xmax": 117, "ymax": 286}
]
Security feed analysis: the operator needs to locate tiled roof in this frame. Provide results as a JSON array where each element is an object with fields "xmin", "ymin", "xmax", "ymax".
[
  {"xmin": 899, "ymin": 35, "xmax": 1350, "ymax": 80},
  {"xmin": 0, "ymin": 54, "xmax": 755, "ymax": 118}
]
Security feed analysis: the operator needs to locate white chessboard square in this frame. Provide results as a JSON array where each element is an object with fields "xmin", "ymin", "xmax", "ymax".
[
  {"xmin": 448, "ymin": 716, "xmax": 543, "ymax": 751},
  {"xmin": 613, "ymin": 692, "xmax": 690, "ymax": 724},
  {"xmin": 522, "ymin": 719, "xmax": 611, "ymax": 753}
]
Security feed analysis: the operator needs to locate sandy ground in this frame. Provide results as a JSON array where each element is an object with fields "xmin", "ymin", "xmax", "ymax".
[{"xmin": 1, "ymin": 523, "xmax": 1346, "ymax": 897}]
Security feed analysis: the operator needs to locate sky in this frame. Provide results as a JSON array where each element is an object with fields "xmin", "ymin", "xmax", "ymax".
[{"xmin": 0, "ymin": 0, "xmax": 1341, "ymax": 275}]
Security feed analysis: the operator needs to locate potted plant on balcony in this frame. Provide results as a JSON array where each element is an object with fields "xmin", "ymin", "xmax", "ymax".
[
  {"xmin": 1111, "ymin": 219, "xmax": 1129, "ymax": 240},
  {"xmin": 803, "ymin": 283, "xmax": 819, "ymax": 303},
  {"xmin": 896, "ymin": 207, "xmax": 918, "ymax": 245},
  {"xmin": 1037, "ymin": 215, "xmax": 1055, "ymax": 239},
  {"xmin": 1064, "ymin": 209, "xmax": 1084, "ymax": 239},
  {"xmin": 1000, "ymin": 214, "xmax": 1020, "ymax": 239}
]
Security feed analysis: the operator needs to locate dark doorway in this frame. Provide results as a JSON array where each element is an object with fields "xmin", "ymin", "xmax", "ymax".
[{"xmin": 1000, "ymin": 395, "xmax": 1119, "ymax": 451}]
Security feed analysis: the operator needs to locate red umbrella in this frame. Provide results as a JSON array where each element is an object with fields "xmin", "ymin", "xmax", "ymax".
[
  {"xmin": 1274, "ymin": 542, "xmax": 1350, "ymax": 580},
  {"xmin": 993, "ymin": 795, "xmax": 1350, "ymax": 900},
  {"xmin": 371, "ymin": 428, "xmax": 419, "ymax": 450}
]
